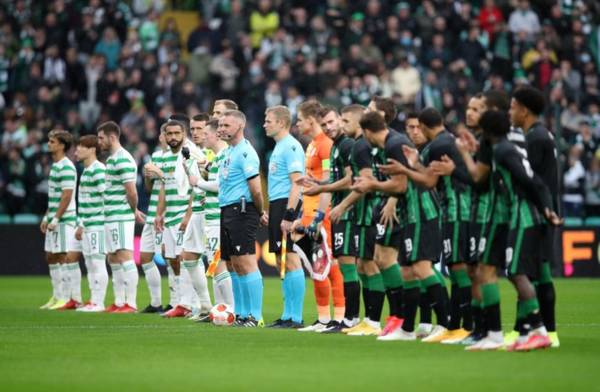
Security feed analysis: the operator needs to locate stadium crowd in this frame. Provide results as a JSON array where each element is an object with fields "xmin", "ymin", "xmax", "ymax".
[{"xmin": 0, "ymin": 0, "xmax": 599, "ymax": 217}]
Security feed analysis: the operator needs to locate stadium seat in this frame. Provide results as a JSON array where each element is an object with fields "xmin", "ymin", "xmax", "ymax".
[
  {"xmin": 0, "ymin": 214, "xmax": 11, "ymax": 224},
  {"xmin": 563, "ymin": 217, "xmax": 583, "ymax": 227},
  {"xmin": 584, "ymin": 216, "xmax": 600, "ymax": 227},
  {"xmin": 13, "ymin": 214, "xmax": 41, "ymax": 224}
]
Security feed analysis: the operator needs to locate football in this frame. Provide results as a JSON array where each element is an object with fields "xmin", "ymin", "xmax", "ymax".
[{"xmin": 209, "ymin": 303, "xmax": 235, "ymax": 326}]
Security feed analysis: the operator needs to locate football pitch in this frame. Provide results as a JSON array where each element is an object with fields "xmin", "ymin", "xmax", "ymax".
[{"xmin": 0, "ymin": 277, "xmax": 598, "ymax": 391}]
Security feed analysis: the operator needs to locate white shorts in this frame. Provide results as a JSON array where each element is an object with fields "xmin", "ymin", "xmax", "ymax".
[
  {"xmin": 163, "ymin": 225, "xmax": 184, "ymax": 259},
  {"xmin": 140, "ymin": 223, "xmax": 162, "ymax": 254},
  {"xmin": 82, "ymin": 228, "xmax": 106, "ymax": 256},
  {"xmin": 205, "ymin": 224, "xmax": 220, "ymax": 261},
  {"xmin": 182, "ymin": 214, "xmax": 206, "ymax": 254},
  {"xmin": 104, "ymin": 221, "xmax": 135, "ymax": 254},
  {"xmin": 44, "ymin": 223, "xmax": 79, "ymax": 254}
]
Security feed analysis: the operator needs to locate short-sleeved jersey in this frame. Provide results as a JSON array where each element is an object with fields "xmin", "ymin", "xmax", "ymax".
[
  {"xmin": 303, "ymin": 131, "xmax": 332, "ymax": 218},
  {"xmin": 47, "ymin": 157, "xmax": 77, "ymax": 224},
  {"xmin": 376, "ymin": 131, "xmax": 439, "ymax": 226},
  {"xmin": 184, "ymin": 142, "xmax": 206, "ymax": 214},
  {"xmin": 162, "ymin": 148, "xmax": 199, "ymax": 227},
  {"xmin": 145, "ymin": 150, "xmax": 164, "ymax": 224},
  {"xmin": 330, "ymin": 134, "xmax": 354, "ymax": 209},
  {"xmin": 490, "ymin": 138, "xmax": 552, "ymax": 229},
  {"xmin": 421, "ymin": 130, "xmax": 472, "ymax": 223},
  {"xmin": 78, "ymin": 160, "xmax": 106, "ymax": 229},
  {"xmin": 205, "ymin": 149, "xmax": 224, "ymax": 225},
  {"xmin": 350, "ymin": 135, "xmax": 380, "ymax": 226},
  {"xmin": 268, "ymin": 134, "xmax": 305, "ymax": 201},
  {"xmin": 525, "ymin": 122, "xmax": 560, "ymax": 212},
  {"xmin": 218, "ymin": 139, "xmax": 260, "ymax": 207},
  {"xmin": 104, "ymin": 148, "xmax": 137, "ymax": 223}
]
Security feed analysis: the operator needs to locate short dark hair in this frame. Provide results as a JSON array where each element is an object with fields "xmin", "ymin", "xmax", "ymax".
[
  {"xmin": 359, "ymin": 112, "xmax": 387, "ymax": 133},
  {"xmin": 341, "ymin": 104, "xmax": 365, "ymax": 115},
  {"xmin": 169, "ymin": 113, "xmax": 190, "ymax": 132},
  {"xmin": 318, "ymin": 105, "xmax": 338, "ymax": 119},
  {"xmin": 418, "ymin": 107, "xmax": 443, "ymax": 128},
  {"xmin": 512, "ymin": 87, "xmax": 545, "ymax": 116},
  {"xmin": 371, "ymin": 96, "xmax": 397, "ymax": 124},
  {"xmin": 192, "ymin": 113, "xmax": 210, "ymax": 122},
  {"xmin": 164, "ymin": 120, "xmax": 186, "ymax": 132},
  {"xmin": 405, "ymin": 111, "xmax": 419, "ymax": 121},
  {"xmin": 97, "ymin": 121, "xmax": 120, "ymax": 137},
  {"xmin": 480, "ymin": 110, "xmax": 510, "ymax": 138},
  {"xmin": 49, "ymin": 129, "xmax": 73, "ymax": 151},
  {"xmin": 205, "ymin": 119, "xmax": 219, "ymax": 132},
  {"xmin": 483, "ymin": 90, "xmax": 510, "ymax": 112},
  {"xmin": 298, "ymin": 100, "xmax": 322, "ymax": 119},
  {"xmin": 78, "ymin": 134, "xmax": 98, "ymax": 149}
]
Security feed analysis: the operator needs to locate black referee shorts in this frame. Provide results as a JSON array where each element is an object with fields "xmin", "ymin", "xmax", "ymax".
[
  {"xmin": 220, "ymin": 202, "xmax": 259, "ymax": 261},
  {"xmin": 268, "ymin": 198, "xmax": 294, "ymax": 255}
]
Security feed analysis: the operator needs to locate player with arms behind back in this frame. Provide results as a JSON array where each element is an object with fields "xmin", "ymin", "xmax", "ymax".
[
  {"xmin": 40, "ymin": 130, "xmax": 79, "ymax": 310},
  {"xmin": 97, "ymin": 121, "xmax": 145, "ymax": 313},
  {"xmin": 74, "ymin": 135, "xmax": 108, "ymax": 312}
]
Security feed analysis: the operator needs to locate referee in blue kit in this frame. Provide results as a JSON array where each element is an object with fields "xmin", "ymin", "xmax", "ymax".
[{"xmin": 217, "ymin": 109, "xmax": 267, "ymax": 327}]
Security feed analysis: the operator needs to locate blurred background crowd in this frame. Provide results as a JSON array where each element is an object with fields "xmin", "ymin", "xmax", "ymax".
[{"xmin": 0, "ymin": 0, "xmax": 599, "ymax": 218}]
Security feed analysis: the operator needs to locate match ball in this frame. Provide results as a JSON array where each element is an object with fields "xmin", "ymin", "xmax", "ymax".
[{"xmin": 209, "ymin": 303, "xmax": 235, "ymax": 326}]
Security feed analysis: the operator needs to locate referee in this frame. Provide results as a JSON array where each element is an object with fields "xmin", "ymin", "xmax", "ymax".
[{"xmin": 217, "ymin": 110, "xmax": 266, "ymax": 327}]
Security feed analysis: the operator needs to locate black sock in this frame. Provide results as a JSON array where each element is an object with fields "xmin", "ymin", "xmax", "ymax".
[
  {"xmin": 426, "ymin": 283, "xmax": 449, "ymax": 328},
  {"xmin": 536, "ymin": 282, "xmax": 556, "ymax": 332},
  {"xmin": 344, "ymin": 281, "xmax": 361, "ymax": 320},
  {"xmin": 419, "ymin": 289, "xmax": 432, "ymax": 324},
  {"xmin": 448, "ymin": 284, "xmax": 461, "ymax": 330},
  {"xmin": 362, "ymin": 287, "xmax": 371, "ymax": 319},
  {"xmin": 472, "ymin": 305, "xmax": 483, "ymax": 336},
  {"xmin": 402, "ymin": 285, "xmax": 420, "ymax": 332},
  {"xmin": 386, "ymin": 287, "xmax": 404, "ymax": 318},
  {"xmin": 369, "ymin": 290, "xmax": 385, "ymax": 323},
  {"xmin": 483, "ymin": 304, "xmax": 502, "ymax": 332},
  {"xmin": 461, "ymin": 286, "xmax": 473, "ymax": 330},
  {"xmin": 527, "ymin": 310, "xmax": 544, "ymax": 331},
  {"xmin": 518, "ymin": 317, "xmax": 529, "ymax": 336}
]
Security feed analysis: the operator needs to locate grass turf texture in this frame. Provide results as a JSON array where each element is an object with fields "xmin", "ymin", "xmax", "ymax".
[{"xmin": 0, "ymin": 277, "xmax": 598, "ymax": 391}]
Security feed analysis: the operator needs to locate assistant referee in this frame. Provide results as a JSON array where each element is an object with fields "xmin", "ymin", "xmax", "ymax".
[{"xmin": 217, "ymin": 110, "xmax": 267, "ymax": 327}]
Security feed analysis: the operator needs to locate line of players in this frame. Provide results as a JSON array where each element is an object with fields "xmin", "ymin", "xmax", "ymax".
[
  {"xmin": 39, "ymin": 100, "xmax": 240, "ymax": 322},
  {"xmin": 262, "ymin": 90, "xmax": 561, "ymax": 352},
  {"xmin": 39, "ymin": 88, "xmax": 561, "ymax": 351}
]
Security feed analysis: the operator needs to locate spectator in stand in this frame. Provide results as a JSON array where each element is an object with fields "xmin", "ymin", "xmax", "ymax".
[
  {"xmin": 94, "ymin": 27, "xmax": 121, "ymax": 71},
  {"xmin": 391, "ymin": 54, "xmax": 421, "ymax": 105},
  {"xmin": 563, "ymin": 145, "xmax": 586, "ymax": 217},
  {"xmin": 479, "ymin": 0, "xmax": 504, "ymax": 39},
  {"xmin": 585, "ymin": 154, "xmax": 600, "ymax": 217},
  {"xmin": 250, "ymin": 0, "xmax": 279, "ymax": 49},
  {"xmin": 508, "ymin": 0, "xmax": 541, "ymax": 41}
]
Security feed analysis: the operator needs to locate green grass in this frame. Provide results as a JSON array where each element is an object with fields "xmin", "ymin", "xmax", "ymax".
[{"xmin": 0, "ymin": 277, "xmax": 599, "ymax": 391}]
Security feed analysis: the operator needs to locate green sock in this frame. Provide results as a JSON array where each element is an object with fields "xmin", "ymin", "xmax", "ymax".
[
  {"xmin": 433, "ymin": 268, "xmax": 446, "ymax": 286},
  {"xmin": 451, "ymin": 269, "xmax": 471, "ymax": 288},
  {"xmin": 421, "ymin": 274, "xmax": 439, "ymax": 288},
  {"xmin": 481, "ymin": 283, "xmax": 500, "ymax": 307},
  {"xmin": 521, "ymin": 297, "xmax": 540, "ymax": 315},
  {"xmin": 538, "ymin": 262, "xmax": 553, "ymax": 285},
  {"xmin": 380, "ymin": 264, "xmax": 403, "ymax": 289},
  {"xmin": 367, "ymin": 273, "xmax": 385, "ymax": 293},
  {"xmin": 340, "ymin": 263, "xmax": 359, "ymax": 283},
  {"xmin": 359, "ymin": 273, "xmax": 368, "ymax": 288}
]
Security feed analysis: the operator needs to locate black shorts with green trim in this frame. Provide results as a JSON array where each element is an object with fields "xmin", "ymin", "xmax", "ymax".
[
  {"xmin": 353, "ymin": 225, "xmax": 376, "ymax": 261},
  {"xmin": 442, "ymin": 221, "xmax": 470, "ymax": 265},
  {"xmin": 331, "ymin": 219, "xmax": 357, "ymax": 258},
  {"xmin": 480, "ymin": 221, "xmax": 508, "ymax": 269},
  {"xmin": 400, "ymin": 220, "xmax": 442, "ymax": 266},
  {"xmin": 375, "ymin": 222, "xmax": 402, "ymax": 249},
  {"xmin": 506, "ymin": 225, "xmax": 543, "ymax": 279}
]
